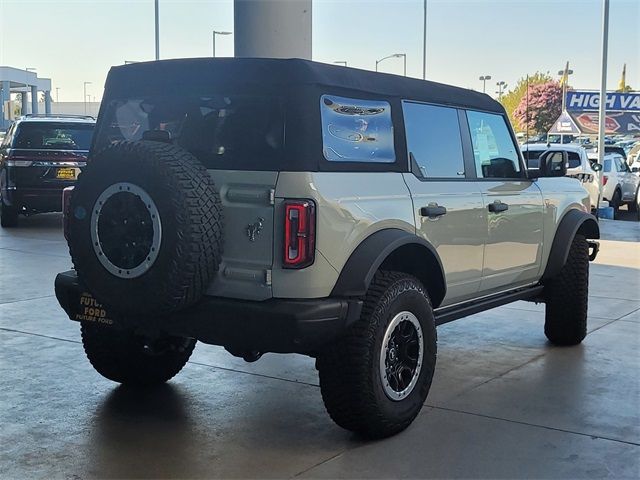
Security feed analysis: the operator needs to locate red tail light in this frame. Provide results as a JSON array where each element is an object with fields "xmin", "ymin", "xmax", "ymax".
[
  {"xmin": 602, "ymin": 175, "xmax": 608, "ymax": 186},
  {"xmin": 62, "ymin": 186, "xmax": 74, "ymax": 241},
  {"xmin": 283, "ymin": 200, "xmax": 315, "ymax": 269}
]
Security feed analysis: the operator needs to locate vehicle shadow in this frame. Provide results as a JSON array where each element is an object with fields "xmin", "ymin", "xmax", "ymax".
[{"xmin": 88, "ymin": 384, "xmax": 201, "ymax": 478}]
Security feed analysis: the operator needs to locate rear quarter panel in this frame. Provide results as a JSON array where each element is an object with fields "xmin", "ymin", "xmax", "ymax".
[{"xmin": 272, "ymin": 172, "xmax": 414, "ymax": 298}]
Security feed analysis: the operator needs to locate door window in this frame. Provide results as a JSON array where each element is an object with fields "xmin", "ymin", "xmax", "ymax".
[
  {"xmin": 466, "ymin": 111, "xmax": 521, "ymax": 179},
  {"xmin": 402, "ymin": 102, "xmax": 465, "ymax": 178}
]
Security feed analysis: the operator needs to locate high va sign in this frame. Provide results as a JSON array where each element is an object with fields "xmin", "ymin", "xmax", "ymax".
[{"xmin": 566, "ymin": 91, "xmax": 640, "ymax": 112}]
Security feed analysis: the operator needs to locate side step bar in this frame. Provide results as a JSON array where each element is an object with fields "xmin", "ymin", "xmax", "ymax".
[{"xmin": 434, "ymin": 285, "xmax": 544, "ymax": 326}]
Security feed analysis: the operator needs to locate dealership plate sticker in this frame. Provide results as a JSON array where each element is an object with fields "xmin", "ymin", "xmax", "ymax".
[
  {"xmin": 75, "ymin": 292, "xmax": 114, "ymax": 325},
  {"xmin": 56, "ymin": 167, "xmax": 77, "ymax": 180}
]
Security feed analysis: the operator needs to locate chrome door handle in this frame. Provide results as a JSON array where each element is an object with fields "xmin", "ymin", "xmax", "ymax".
[
  {"xmin": 420, "ymin": 205, "xmax": 447, "ymax": 218},
  {"xmin": 488, "ymin": 201, "xmax": 509, "ymax": 213}
]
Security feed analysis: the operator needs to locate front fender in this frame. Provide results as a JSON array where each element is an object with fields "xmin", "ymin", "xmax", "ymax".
[{"xmin": 542, "ymin": 209, "xmax": 599, "ymax": 280}]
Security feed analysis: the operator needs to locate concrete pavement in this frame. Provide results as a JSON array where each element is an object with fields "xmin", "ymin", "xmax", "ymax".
[{"xmin": 1, "ymin": 214, "xmax": 638, "ymax": 479}]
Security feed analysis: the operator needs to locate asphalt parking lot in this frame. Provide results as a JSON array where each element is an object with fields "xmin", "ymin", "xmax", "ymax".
[{"xmin": 1, "ymin": 213, "xmax": 638, "ymax": 479}]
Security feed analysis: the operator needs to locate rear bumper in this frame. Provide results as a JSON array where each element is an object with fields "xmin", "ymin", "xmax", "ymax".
[
  {"xmin": 3, "ymin": 187, "xmax": 65, "ymax": 212},
  {"xmin": 54, "ymin": 270, "xmax": 363, "ymax": 354}
]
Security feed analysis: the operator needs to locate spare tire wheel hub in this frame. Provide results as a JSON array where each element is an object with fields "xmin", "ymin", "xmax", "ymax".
[{"xmin": 90, "ymin": 182, "xmax": 162, "ymax": 278}]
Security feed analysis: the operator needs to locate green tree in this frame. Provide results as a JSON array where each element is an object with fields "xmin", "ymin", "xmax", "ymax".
[{"xmin": 500, "ymin": 72, "xmax": 552, "ymax": 131}]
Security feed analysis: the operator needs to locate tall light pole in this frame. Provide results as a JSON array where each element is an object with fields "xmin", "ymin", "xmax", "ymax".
[
  {"xmin": 596, "ymin": 0, "xmax": 610, "ymax": 214},
  {"xmin": 479, "ymin": 75, "xmax": 492, "ymax": 93},
  {"xmin": 213, "ymin": 30, "xmax": 232, "ymax": 57},
  {"xmin": 55, "ymin": 87, "xmax": 60, "ymax": 103},
  {"xmin": 558, "ymin": 66, "xmax": 574, "ymax": 111},
  {"xmin": 83, "ymin": 82, "xmax": 92, "ymax": 115},
  {"xmin": 376, "ymin": 53, "xmax": 406, "ymax": 76},
  {"xmin": 495, "ymin": 80, "xmax": 507, "ymax": 100},
  {"xmin": 333, "ymin": 61, "xmax": 347, "ymax": 67},
  {"xmin": 154, "ymin": 0, "xmax": 160, "ymax": 60},
  {"xmin": 422, "ymin": 0, "xmax": 427, "ymax": 79}
]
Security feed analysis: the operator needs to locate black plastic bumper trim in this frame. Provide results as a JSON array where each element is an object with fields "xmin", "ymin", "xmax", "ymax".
[{"xmin": 54, "ymin": 270, "xmax": 363, "ymax": 354}]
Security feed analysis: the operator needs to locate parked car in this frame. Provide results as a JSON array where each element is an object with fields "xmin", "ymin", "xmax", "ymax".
[
  {"xmin": 55, "ymin": 58, "xmax": 600, "ymax": 438},
  {"xmin": 588, "ymin": 151, "xmax": 639, "ymax": 216},
  {"xmin": 0, "ymin": 114, "xmax": 95, "ymax": 227},
  {"xmin": 522, "ymin": 143, "xmax": 601, "ymax": 210}
]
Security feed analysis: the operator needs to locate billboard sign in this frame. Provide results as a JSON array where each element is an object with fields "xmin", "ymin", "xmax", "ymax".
[
  {"xmin": 566, "ymin": 91, "xmax": 640, "ymax": 112},
  {"xmin": 558, "ymin": 90, "xmax": 640, "ymax": 134}
]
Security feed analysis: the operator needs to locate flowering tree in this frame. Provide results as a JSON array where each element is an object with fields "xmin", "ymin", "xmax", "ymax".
[{"xmin": 513, "ymin": 81, "xmax": 562, "ymax": 134}]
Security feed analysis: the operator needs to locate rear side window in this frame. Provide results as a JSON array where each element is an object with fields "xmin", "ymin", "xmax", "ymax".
[
  {"xmin": 13, "ymin": 122, "xmax": 94, "ymax": 150},
  {"xmin": 402, "ymin": 101, "xmax": 464, "ymax": 178},
  {"xmin": 95, "ymin": 94, "xmax": 284, "ymax": 171},
  {"xmin": 522, "ymin": 149, "xmax": 543, "ymax": 169},
  {"xmin": 320, "ymin": 95, "xmax": 395, "ymax": 163},
  {"xmin": 466, "ymin": 111, "xmax": 521, "ymax": 179},
  {"xmin": 567, "ymin": 152, "xmax": 581, "ymax": 169}
]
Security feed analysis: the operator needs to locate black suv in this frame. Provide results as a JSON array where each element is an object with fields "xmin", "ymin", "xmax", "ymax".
[{"xmin": 0, "ymin": 114, "xmax": 95, "ymax": 227}]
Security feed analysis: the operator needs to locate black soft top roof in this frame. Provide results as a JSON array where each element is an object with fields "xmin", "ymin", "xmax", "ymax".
[{"xmin": 105, "ymin": 57, "xmax": 503, "ymax": 114}]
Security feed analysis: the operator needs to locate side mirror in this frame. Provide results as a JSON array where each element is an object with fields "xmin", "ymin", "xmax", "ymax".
[
  {"xmin": 535, "ymin": 150, "xmax": 568, "ymax": 177},
  {"xmin": 592, "ymin": 162, "xmax": 603, "ymax": 172}
]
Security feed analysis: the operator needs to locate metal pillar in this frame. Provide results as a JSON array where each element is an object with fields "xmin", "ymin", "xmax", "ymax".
[
  {"xmin": 0, "ymin": 81, "xmax": 10, "ymax": 129},
  {"xmin": 21, "ymin": 91, "xmax": 29, "ymax": 115},
  {"xmin": 234, "ymin": 0, "xmax": 311, "ymax": 59},
  {"xmin": 44, "ymin": 91, "xmax": 52, "ymax": 114},
  {"xmin": 596, "ymin": 0, "xmax": 610, "ymax": 212},
  {"xmin": 30, "ymin": 85, "xmax": 38, "ymax": 115}
]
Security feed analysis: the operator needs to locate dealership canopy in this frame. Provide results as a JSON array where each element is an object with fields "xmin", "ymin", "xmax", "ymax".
[{"xmin": 549, "ymin": 91, "xmax": 640, "ymax": 135}]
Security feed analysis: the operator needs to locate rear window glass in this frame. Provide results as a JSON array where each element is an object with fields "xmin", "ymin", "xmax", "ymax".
[
  {"xmin": 95, "ymin": 94, "xmax": 284, "ymax": 170},
  {"xmin": 13, "ymin": 122, "xmax": 94, "ymax": 150},
  {"xmin": 320, "ymin": 95, "xmax": 395, "ymax": 163},
  {"xmin": 522, "ymin": 149, "xmax": 543, "ymax": 168},
  {"xmin": 567, "ymin": 152, "xmax": 581, "ymax": 169}
]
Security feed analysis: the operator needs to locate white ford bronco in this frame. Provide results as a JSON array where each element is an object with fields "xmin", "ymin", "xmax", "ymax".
[{"xmin": 55, "ymin": 58, "xmax": 600, "ymax": 438}]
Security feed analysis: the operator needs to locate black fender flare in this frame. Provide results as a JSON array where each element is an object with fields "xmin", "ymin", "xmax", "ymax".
[
  {"xmin": 542, "ymin": 209, "xmax": 599, "ymax": 281},
  {"xmin": 330, "ymin": 228, "xmax": 447, "ymax": 307}
]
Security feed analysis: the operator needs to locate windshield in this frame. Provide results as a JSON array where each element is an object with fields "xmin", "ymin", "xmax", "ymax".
[
  {"xmin": 95, "ymin": 94, "xmax": 284, "ymax": 171},
  {"xmin": 13, "ymin": 122, "xmax": 94, "ymax": 150}
]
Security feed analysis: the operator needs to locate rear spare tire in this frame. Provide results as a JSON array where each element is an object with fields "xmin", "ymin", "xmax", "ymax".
[{"xmin": 68, "ymin": 141, "xmax": 223, "ymax": 315}]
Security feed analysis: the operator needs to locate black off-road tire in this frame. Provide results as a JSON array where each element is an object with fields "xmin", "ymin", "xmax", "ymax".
[
  {"xmin": 68, "ymin": 141, "xmax": 223, "ymax": 315},
  {"xmin": 81, "ymin": 323, "xmax": 196, "ymax": 386},
  {"xmin": 0, "ymin": 201, "xmax": 18, "ymax": 228},
  {"xmin": 317, "ymin": 271, "xmax": 437, "ymax": 438},
  {"xmin": 628, "ymin": 187, "xmax": 639, "ymax": 213},
  {"xmin": 544, "ymin": 234, "xmax": 589, "ymax": 345},
  {"xmin": 611, "ymin": 189, "xmax": 621, "ymax": 219}
]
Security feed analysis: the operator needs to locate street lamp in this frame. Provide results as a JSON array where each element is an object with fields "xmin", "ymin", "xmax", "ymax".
[
  {"xmin": 495, "ymin": 80, "xmax": 507, "ymax": 100},
  {"xmin": 479, "ymin": 75, "xmax": 492, "ymax": 93},
  {"xmin": 558, "ymin": 67, "xmax": 574, "ymax": 111},
  {"xmin": 212, "ymin": 30, "xmax": 232, "ymax": 57},
  {"xmin": 154, "ymin": 0, "xmax": 160, "ymax": 60},
  {"xmin": 83, "ymin": 81, "xmax": 92, "ymax": 114},
  {"xmin": 333, "ymin": 61, "xmax": 347, "ymax": 67},
  {"xmin": 375, "ymin": 53, "xmax": 407, "ymax": 76}
]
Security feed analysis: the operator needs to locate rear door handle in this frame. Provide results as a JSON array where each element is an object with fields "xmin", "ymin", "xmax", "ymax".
[
  {"xmin": 488, "ymin": 201, "xmax": 509, "ymax": 213},
  {"xmin": 420, "ymin": 205, "xmax": 447, "ymax": 218}
]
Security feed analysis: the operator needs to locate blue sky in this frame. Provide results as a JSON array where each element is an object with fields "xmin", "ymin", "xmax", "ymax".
[{"xmin": 0, "ymin": 0, "xmax": 637, "ymax": 102}]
